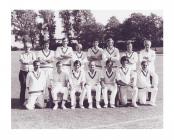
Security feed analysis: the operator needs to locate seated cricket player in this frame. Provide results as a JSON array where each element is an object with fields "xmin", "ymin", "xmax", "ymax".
[
  {"xmin": 101, "ymin": 59, "xmax": 117, "ymax": 108},
  {"xmin": 85, "ymin": 61, "xmax": 102, "ymax": 109},
  {"xmin": 37, "ymin": 38, "xmax": 55, "ymax": 107},
  {"xmin": 87, "ymin": 39, "xmax": 103, "ymax": 71},
  {"xmin": 68, "ymin": 60, "xmax": 86, "ymax": 109},
  {"xmin": 122, "ymin": 41, "xmax": 138, "ymax": 71},
  {"xmin": 116, "ymin": 56, "xmax": 138, "ymax": 108},
  {"xmin": 137, "ymin": 60, "xmax": 158, "ymax": 106},
  {"xmin": 102, "ymin": 38, "xmax": 120, "ymax": 69},
  {"xmin": 49, "ymin": 61, "xmax": 69, "ymax": 110},
  {"xmin": 25, "ymin": 60, "xmax": 46, "ymax": 110}
]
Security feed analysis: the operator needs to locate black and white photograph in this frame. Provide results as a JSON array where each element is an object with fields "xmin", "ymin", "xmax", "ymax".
[{"xmin": 11, "ymin": 9, "xmax": 163, "ymax": 129}]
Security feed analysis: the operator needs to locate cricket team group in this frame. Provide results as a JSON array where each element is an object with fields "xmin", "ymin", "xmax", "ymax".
[{"xmin": 18, "ymin": 35, "xmax": 158, "ymax": 110}]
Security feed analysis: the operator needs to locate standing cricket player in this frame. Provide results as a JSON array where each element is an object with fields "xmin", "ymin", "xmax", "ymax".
[
  {"xmin": 50, "ymin": 61, "xmax": 69, "ymax": 110},
  {"xmin": 37, "ymin": 39, "xmax": 55, "ymax": 107},
  {"xmin": 87, "ymin": 39, "xmax": 103, "ymax": 71},
  {"xmin": 19, "ymin": 42, "xmax": 36, "ymax": 106},
  {"xmin": 139, "ymin": 40, "xmax": 156, "ymax": 72},
  {"xmin": 55, "ymin": 38, "xmax": 73, "ymax": 73},
  {"xmin": 101, "ymin": 59, "xmax": 117, "ymax": 108},
  {"xmin": 122, "ymin": 41, "xmax": 138, "ymax": 71},
  {"xmin": 137, "ymin": 61, "xmax": 158, "ymax": 106},
  {"xmin": 85, "ymin": 61, "xmax": 102, "ymax": 109},
  {"xmin": 116, "ymin": 56, "xmax": 138, "ymax": 107},
  {"xmin": 25, "ymin": 60, "xmax": 46, "ymax": 110},
  {"xmin": 72, "ymin": 43, "xmax": 88, "ymax": 72},
  {"xmin": 102, "ymin": 38, "xmax": 120, "ymax": 69},
  {"xmin": 68, "ymin": 60, "xmax": 86, "ymax": 109}
]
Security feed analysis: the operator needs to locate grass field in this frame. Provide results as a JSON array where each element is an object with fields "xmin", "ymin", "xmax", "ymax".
[{"xmin": 11, "ymin": 51, "xmax": 163, "ymax": 129}]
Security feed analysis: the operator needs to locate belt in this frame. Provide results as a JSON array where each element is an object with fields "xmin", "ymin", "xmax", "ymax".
[
  {"xmin": 62, "ymin": 64, "xmax": 71, "ymax": 66},
  {"xmin": 40, "ymin": 66, "xmax": 53, "ymax": 68},
  {"xmin": 138, "ymin": 87, "xmax": 146, "ymax": 89},
  {"xmin": 95, "ymin": 65, "xmax": 102, "ymax": 68},
  {"xmin": 29, "ymin": 90, "xmax": 44, "ymax": 94}
]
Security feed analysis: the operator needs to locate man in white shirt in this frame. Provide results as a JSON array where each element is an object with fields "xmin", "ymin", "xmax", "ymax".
[
  {"xmin": 72, "ymin": 43, "xmax": 88, "ymax": 72},
  {"xmin": 122, "ymin": 41, "xmax": 138, "ymax": 71},
  {"xmin": 49, "ymin": 61, "xmax": 69, "ymax": 110},
  {"xmin": 37, "ymin": 39, "xmax": 55, "ymax": 107},
  {"xmin": 137, "ymin": 61, "xmax": 158, "ymax": 106},
  {"xmin": 101, "ymin": 59, "xmax": 117, "ymax": 108},
  {"xmin": 19, "ymin": 42, "xmax": 36, "ymax": 106},
  {"xmin": 102, "ymin": 38, "xmax": 120, "ymax": 69},
  {"xmin": 25, "ymin": 60, "xmax": 46, "ymax": 110},
  {"xmin": 68, "ymin": 60, "xmax": 86, "ymax": 109},
  {"xmin": 55, "ymin": 38, "xmax": 73, "ymax": 73},
  {"xmin": 85, "ymin": 61, "xmax": 102, "ymax": 109},
  {"xmin": 139, "ymin": 40, "xmax": 156, "ymax": 72},
  {"xmin": 87, "ymin": 39, "xmax": 103, "ymax": 71},
  {"xmin": 116, "ymin": 56, "xmax": 138, "ymax": 108}
]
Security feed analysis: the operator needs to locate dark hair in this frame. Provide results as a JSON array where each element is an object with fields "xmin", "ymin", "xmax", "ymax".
[
  {"xmin": 56, "ymin": 61, "xmax": 62, "ymax": 66},
  {"xmin": 106, "ymin": 59, "xmax": 113, "ymax": 66},
  {"xmin": 120, "ymin": 56, "xmax": 129, "ymax": 65},
  {"xmin": 141, "ymin": 60, "xmax": 148, "ymax": 66},
  {"xmin": 33, "ymin": 60, "xmax": 40, "ymax": 66},
  {"xmin": 73, "ymin": 60, "xmax": 81, "ymax": 66}
]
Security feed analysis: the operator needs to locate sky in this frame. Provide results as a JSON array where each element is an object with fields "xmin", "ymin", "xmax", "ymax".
[{"xmin": 91, "ymin": 10, "xmax": 163, "ymax": 25}]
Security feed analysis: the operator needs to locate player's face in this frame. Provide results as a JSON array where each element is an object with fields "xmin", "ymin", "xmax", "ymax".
[
  {"xmin": 76, "ymin": 45, "xmax": 82, "ymax": 52},
  {"xmin": 25, "ymin": 44, "xmax": 32, "ymax": 52},
  {"xmin": 62, "ymin": 39, "xmax": 68, "ymax": 47},
  {"xmin": 142, "ymin": 62, "xmax": 148, "ymax": 70},
  {"xmin": 74, "ymin": 63, "xmax": 80, "ymax": 71},
  {"xmin": 89, "ymin": 62, "xmax": 95, "ymax": 71},
  {"xmin": 106, "ymin": 62, "xmax": 113, "ymax": 69},
  {"xmin": 127, "ymin": 44, "xmax": 133, "ymax": 52},
  {"xmin": 122, "ymin": 60, "xmax": 129, "ymax": 68},
  {"xmin": 144, "ymin": 41, "xmax": 151, "ymax": 51},
  {"xmin": 44, "ymin": 42, "xmax": 49, "ymax": 49},
  {"xmin": 107, "ymin": 39, "xmax": 114, "ymax": 48},
  {"xmin": 93, "ymin": 41, "xmax": 99, "ymax": 47},
  {"xmin": 34, "ymin": 62, "xmax": 40, "ymax": 70}
]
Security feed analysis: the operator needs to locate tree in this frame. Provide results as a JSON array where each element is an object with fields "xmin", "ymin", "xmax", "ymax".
[
  {"xmin": 59, "ymin": 10, "xmax": 72, "ymax": 40},
  {"xmin": 11, "ymin": 10, "xmax": 38, "ymax": 48},
  {"xmin": 39, "ymin": 10, "xmax": 56, "ymax": 50},
  {"xmin": 80, "ymin": 22, "xmax": 105, "ymax": 50},
  {"xmin": 104, "ymin": 16, "xmax": 121, "ymax": 42}
]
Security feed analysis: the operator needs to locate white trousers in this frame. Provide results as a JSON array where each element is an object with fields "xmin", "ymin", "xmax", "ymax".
[
  {"xmin": 102, "ymin": 84, "xmax": 117, "ymax": 105},
  {"xmin": 138, "ymin": 87, "xmax": 158, "ymax": 104},
  {"xmin": 51, "ymin": 85, "xmax": 68, "ymax": 101},
  {"xmin": 70, "ymin": 85, "xmax": 87, "ymax": 106},
  {"xmin": 26, "ymin": 92, "xmax": 44, "ymax": 110},
  {"xmin": 41, "ymin": 68, "xmax": 53, "ymax": 99},
  {"xmin": 85, "ymin": 84, "xmax": 101, "ymax": 103},
  {"xmin": 119, "ymin": 86, "xmax": 138, "ymax": 105}
]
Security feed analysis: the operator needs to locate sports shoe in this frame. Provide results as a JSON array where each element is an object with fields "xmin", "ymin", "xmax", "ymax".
[
  {"xmin": 71, "ymin": 106, "xmax": 75, "ymax": 110},
  {"xmin": 132, "ymin": 103, "xmax": 139, "ymax": 108},
  {"xmin": 110, "ymin": 104, "xmax": 115, "ymax": 108},
  {"xmin": 62, "ymin": 105, "xmax": 67, "ymax": 110},
  {"xmin": 25, "ymin": 104, "xmax": 34, "ymax": 110},
  {"xmin": 96, "ymin": 104, "xmax": 101, "ymax": 109},
  {"xmin": 103, "ymin": 104, "xmax": 108, "ymax": 108},
  {"xmin": 80, "ymin": 105, "xmax": 85, "ymax": 109},
  {"xmin": 149, "ymin": 102, "xmax": 156, "ymax": 106},
  {"xmin": 88, "ymin": 104, "xmax": 93, "ymax": 109},
  {"xmin": 53, "ymin": 105, "xmax": 58, "ymax": 110}
]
